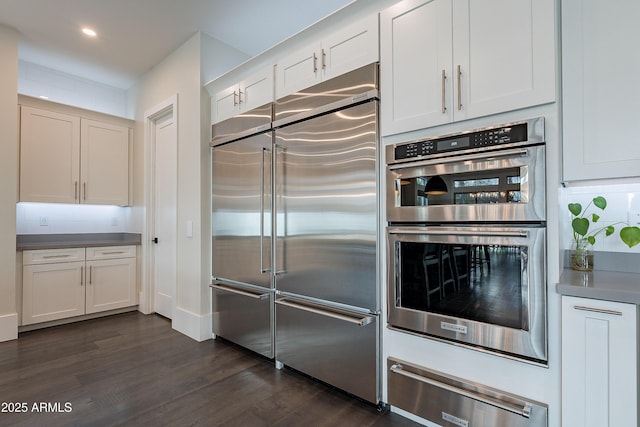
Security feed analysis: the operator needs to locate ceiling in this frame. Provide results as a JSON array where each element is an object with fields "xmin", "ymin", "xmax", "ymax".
[{"xmin": 0, "ymin": 0, "xmax": 354, "ymax": 89}]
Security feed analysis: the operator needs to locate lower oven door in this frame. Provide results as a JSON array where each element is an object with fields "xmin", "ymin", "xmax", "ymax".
[{"xmin": 387, "ymin": 225, "xmax": 547, "ymax": 363}]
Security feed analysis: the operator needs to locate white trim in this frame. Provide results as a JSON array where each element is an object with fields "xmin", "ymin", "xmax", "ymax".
[
  {"xmin": 0, "ymin": 313, "xmax": 18, "ymax": 342},
  {"xmin": 172, "ymin": 306, "xmax": 212, "ymax": 342},
  {"xmin": 141, "ymin": 95, "xmax": 178, "ymax": 316}
]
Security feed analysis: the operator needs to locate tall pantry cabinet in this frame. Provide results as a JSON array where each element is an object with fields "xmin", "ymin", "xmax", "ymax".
[
  {"xmin": 19, "ymin": 102, "xmax": 131, "ymax": 206},
  {"xmin": 380, "ymin": 0, "xmax": 555, "ymax": 136}
]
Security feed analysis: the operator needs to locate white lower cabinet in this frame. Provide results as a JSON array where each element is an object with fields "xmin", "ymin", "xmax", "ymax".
[
  {"xmin": 22, "ymin": 246, "xmax": 137, "ymax": 325},
  {"xmin": 561, "ymin": 296, "xmax": 638, "ymax": 427}
]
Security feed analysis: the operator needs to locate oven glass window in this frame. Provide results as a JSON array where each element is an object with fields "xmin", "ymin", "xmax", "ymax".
[
  {"xmin": 398, "ymin": 167, "xmax": 523, "ymax": 207},
  {"xmin": 397, "ymin": 241, "xmax": 525, "ymax": 329}
]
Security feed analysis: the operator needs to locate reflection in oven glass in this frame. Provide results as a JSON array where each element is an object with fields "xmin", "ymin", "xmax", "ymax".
[{"xmin": 398, "ymin": 242, "xmax": 524, "ymax": 330}]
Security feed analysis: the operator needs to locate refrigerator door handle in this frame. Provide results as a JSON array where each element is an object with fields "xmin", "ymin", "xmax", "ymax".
[
  {"xmin": 260, "ymin": 146, "xmax": 272, "ymax": 274},
  {"xmin": 276, "ymin": 297, "xmax": 375, "ymax": 326},
  {"xmin": 210, "ymin": 283, "xmax": 270, "ymax": 300},
  {"xmin": 273, "ymin": 143, "xmax": 287, "ymax": 276}
]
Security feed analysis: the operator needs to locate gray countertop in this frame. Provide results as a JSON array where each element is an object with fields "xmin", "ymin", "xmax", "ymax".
[
  {"xmin": 17, "ymin": 233, "xmax": 142, "ymax": 250},
  {"xmin": 557, "ymin": 268, "xmax": 640, "ymax": 304}
]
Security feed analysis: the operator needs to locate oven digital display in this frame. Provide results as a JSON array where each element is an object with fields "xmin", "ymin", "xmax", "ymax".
[{"xmin": 438, "ymin": 136, "xmax": 470, "ymax": 152}]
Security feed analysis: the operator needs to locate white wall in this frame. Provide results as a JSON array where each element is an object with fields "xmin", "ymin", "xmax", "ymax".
[
  {"xmin": 127, "ymin": 32, "xmax": 246, "ymax": 341},
  {"xmin": 18, "ymin": 61, "xmax": 129, "ymax": 118},
  {"xmin": 0, "ymin": 24, "xmax": 19, "ymax": 342},
  {"xmin": 16, "ymin": 203, "xmax": 129, "ymax": 234},
  {"xmin": 559, "ymin": 182, "xmax": 640, "ymax": 254}
]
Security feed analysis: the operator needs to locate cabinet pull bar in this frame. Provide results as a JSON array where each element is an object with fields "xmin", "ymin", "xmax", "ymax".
[
  {"xmin": 101, "ymin": 251, "xmax": 126, "ymax": 255},
  {"xmin": 74, "ymin": 181, "xmax": 78, "ymax": 200},
  {"xmin": 441, "ymin": 70, "xmax": 447, "ymax": 114},
  {"xmin": 89, "ymin": 265, "xmax": 92, "ymax": 284},
  {"xmin": 83, "ymin": 182, "xmax": 86, "ymax": 200},
  {"xmin": 80, "ymin": 266, "xmax": 84, "ymax": 286},
  {"xmin": 574, "ymin": 305, "xmax": 623, "ymax": 316},
  {"xmin": 313, "ymin": 52, "xmax": 318, "ymax": 73},
  {"xmin": 42, "ymin": 254, "xmax": 71, "ymax": 259},
  {"xmin": 321, "ymin": 48, "xmax": 326, "ymax": 70},
  {"xmin": 238, "ymin": 89, "xmax": 243, "ymax": 105},
  {"xmin": 233, "ymin": 91, "xmax": 238, "ymax": 106},
  {"xmin": 457, "ymin": 65, "xmax": 462, "ymax": 111}
]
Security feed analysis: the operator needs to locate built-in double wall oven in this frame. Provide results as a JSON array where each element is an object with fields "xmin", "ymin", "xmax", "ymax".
[{"xmin": 386, "ymin": 117, "xmax": 547, "ymax": 364}]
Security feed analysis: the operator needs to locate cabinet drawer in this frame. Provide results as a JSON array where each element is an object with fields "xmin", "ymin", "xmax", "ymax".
[
  {"xmin": 23, "ymin": 248, "xmax": 85, "ymax": 265},
  {"xmin": 388, "ymin": 357, "xmax": 548, "ymax": 427},
  {"xmin": 86, "ymin": 245, "xmax": 135, "ymax": 260}
]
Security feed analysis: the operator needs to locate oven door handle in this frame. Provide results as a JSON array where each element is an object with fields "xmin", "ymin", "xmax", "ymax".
[
  {"xmin": 388, "ymin": 228, "xmax": 529, "ymax": 239},
  {"xmin": 387, "ymin": 147, "xmax": 530, "ymax": 171}
]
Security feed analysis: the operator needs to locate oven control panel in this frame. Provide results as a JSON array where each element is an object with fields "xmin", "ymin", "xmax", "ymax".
[{"xmin": 392, "ymin": 119, "xmax": 539, "ymax": 161}]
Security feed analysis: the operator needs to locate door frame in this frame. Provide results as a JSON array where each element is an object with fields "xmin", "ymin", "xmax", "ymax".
[{"xmin": 140, "ymin": 95, "xmax": 178, "ymax": 315}]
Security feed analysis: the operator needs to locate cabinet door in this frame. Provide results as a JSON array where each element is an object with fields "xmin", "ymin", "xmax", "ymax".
[
  {"xmin": 85, "ymin": 258, "xmax": 137, "ymax": 314},
  {"xmin": 275, "ymin": 42, "xmax": 323, "ymax": 99},
  {"xmin": 380, "ymin": 0, "xmax": 453, "ymax": 136},
  {"xmin": 562, "ymin": 296, "xmax": 637, "ymax": 427},
  {"xmin": 80, "ymin": 119, "xmax": 129, "ymax": 206},
  {"xmin": 213, "ymin": 84, "xmax": 240, "ymax": 124},
  {"xmin": 562, "ymin": 0, "xmax": 640, "ymax": 181},
  {"xmin": 20, "ymin": 106, "xmax": 80, "ymax": 203},
  {"xmin": 322, "ymin": 14, "xmax": 379, "ymax": 81},
  {"xmin": 452, "ymin": 0, "xmax": 555, "ymax": 122},
  {"xmin": 22, "ymin": 261, "xmax": 85, "ymax": 325},
  {"xmin": 239, "ymin": 66, "xmax": 274, "ymax": 112}
]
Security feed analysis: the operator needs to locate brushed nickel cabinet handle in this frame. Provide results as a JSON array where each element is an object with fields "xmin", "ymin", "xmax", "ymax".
[
  {"xmin": 74, "ymin": 181, "xmax": 78, "ymax": 200},
  {"xmin": 43, "ymin": 254, "xmax": 70, "ymax": 259},
  {"xmin": 83, "ymin": 182, "xmax": 86, "ymax": 200},
  {"xmin": 457, "ymin": 65, "xmax": 462, "ymax": 111},
  {"xmin": 80, "ymin": 266, "xmax": 84, "ymax": 286},
  {"xmin": 313, "ymin": 52, "xmax": 318, "ymax": 73},
  {"xmin": 574, "ymin": 305, "xmax": 623, "ymax": 316},
  {"xmin": 441, "ymin": 69, "xmax": 447, "ymax": 114},
  {"xmin": 238, "ymin": 89, "xmax": 243, "ymax": 105},
  {"xmin": 321, "ymin": 48, "xmax": 326, "ymax": 70},
  {"xmin": 89, "ymin": 265, "xmax": 92, "ymax": 284},
  {"xmin": 233, "ymin": 90, "xmax": 238, "ymax": 106}
]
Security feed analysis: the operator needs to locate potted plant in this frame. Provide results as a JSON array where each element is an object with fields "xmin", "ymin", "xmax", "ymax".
[{"xmin": 568, "ymin": 196, "xmax": 640, "ymax": 271}]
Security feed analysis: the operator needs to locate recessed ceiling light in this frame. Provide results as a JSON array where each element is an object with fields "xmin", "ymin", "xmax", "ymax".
[{"xmin": 82, "ymin": 28, "xmax": 97, "ymax": 37}]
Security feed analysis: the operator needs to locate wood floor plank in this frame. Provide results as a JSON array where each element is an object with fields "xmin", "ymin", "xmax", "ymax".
[{"xmin": 0, "ymin": 312, "xmax": 419, "ymax": 426}]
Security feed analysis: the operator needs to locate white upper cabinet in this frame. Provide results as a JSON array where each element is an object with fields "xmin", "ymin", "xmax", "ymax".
[
  {"xmin": 381, "ymin": 0, "xmax": 556, "ymax": 136},
  {"xmin": 81, "ymin": 119, "xmax": 129, "ymax": 206},
  {"xmin": 562, "ymin": 0, "xmax": 640, "ymax": 182},
  {"xmin": 20, "ymin": 106, "xmax": 80, "ymax": 204},
  {"xmin": 20, "ymin": 105, "xmax": 131, "ymax": 206},
  {"xmin": 212, "ymin": 65, "xmax": 275, "ymax": 123},
  {"xmin": 276, "ymin": 14, "xmax": 379, "ymax": 99}
]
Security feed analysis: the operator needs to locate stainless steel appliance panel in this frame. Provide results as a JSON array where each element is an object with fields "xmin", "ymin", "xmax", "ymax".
[
  {"xmin": 212, "ymin": 132, "xmax": 273, "ymax": 289},
  {"xmin": 387, "ymin": 225, "xmax": 547, "ymax": 363},
  {"xmin": 211, "ymin": 283, "xmax": 273, "ymax": 358},
  {"xmin": 388, "ymin": 357, "xmax": 548, "ymax": 427},
  {"xmin": 211, "ymin": 103, "xmax": 272, "ymax": 146},
  {"xmin": 274, "ymin": 101, "xmax": 378, "ymax": 311},
  {"xmin": 274, "ymin": 63, "xmax": 378, "ymax": 127},
  {"xmin": 276, "ymin": 296, "xmax": 379, "ymax": 403},
  {"xmin": 386, "ymin": 144, "xmax": 546, "ymax": 223}
]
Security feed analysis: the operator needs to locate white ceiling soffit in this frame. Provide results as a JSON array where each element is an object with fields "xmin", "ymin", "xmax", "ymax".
[{"xmin": 0, "ymin": 0, "xmax": 354, "ymax": 89}]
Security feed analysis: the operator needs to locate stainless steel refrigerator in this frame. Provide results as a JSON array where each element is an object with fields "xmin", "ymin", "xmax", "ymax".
[
  {"xmin": 273, "ymin": 64, "xmax": 380, "ymax": 404},
  {"xmin": 211, "ymin": 103, "xmax": 275, "ymax": 359}
]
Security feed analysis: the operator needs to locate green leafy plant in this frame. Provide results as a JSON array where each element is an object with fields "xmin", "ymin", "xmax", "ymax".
[{"xmin": 568, "ymin": 196, "xmax": 640, "ymax": 249}]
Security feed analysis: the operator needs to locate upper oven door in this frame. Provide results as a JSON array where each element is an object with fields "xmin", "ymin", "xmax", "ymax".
[{"xmin": 386, "ymin": 144, "xmax": 546, "ymax": 223}]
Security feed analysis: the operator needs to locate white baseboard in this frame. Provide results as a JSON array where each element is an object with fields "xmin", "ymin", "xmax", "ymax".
[
  {"xmin": 0, "ymin": 313, "xmax": 18, "ymax": 342},
  {"xmin": 172, "ymin": 307, "xmax": 212, "ymax": 342}
]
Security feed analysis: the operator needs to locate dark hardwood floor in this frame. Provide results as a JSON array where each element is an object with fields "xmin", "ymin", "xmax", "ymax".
[{"xmin": 0, "ymin": 312, "xmax": 419, "ymax": 427}]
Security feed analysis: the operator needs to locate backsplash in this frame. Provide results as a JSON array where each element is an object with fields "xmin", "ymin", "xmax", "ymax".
[
  {"xmin": 17, "ymin": 203, "xmax": 129, "ymax": 234},
  {"xmin": 558, "ymin": 182, "xmax": 640, "ymax": 253}
]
